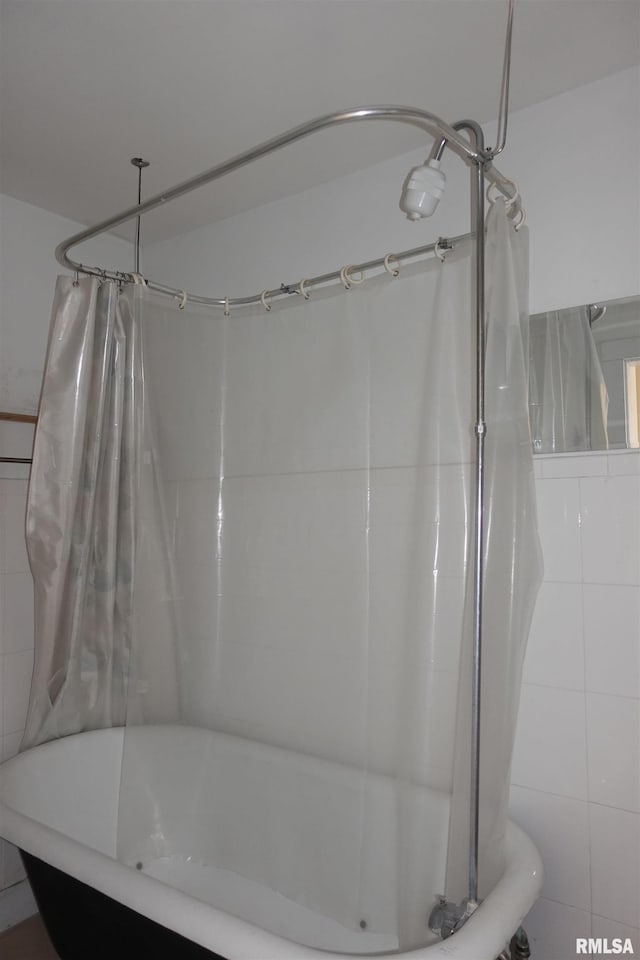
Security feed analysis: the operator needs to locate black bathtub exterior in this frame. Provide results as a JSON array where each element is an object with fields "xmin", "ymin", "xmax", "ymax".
[{"xmin": 20, "ymin": 851, "xmax": 229, "ymax": 960}]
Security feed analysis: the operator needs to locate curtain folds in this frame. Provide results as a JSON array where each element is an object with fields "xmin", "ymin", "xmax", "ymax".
[{"xmin": 22, "ymin": 278, "xmax": 177, "ymax": 748}]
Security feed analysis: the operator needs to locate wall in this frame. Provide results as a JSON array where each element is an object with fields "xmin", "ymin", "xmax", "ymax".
[
  {"xmin": 513, "ymin": 449, "xmax": 640, "ymax": 956},
  {"xmin": 0, "ymin": 194, "xmax": 131, "ymax": 927},
  {"xmin": 145, "ymin": 67, "xmax": 640, "ymax": 957}
]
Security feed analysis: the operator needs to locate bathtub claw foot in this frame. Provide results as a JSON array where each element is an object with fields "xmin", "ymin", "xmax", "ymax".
[{"xmin": 509, "ymin": 926, "xmax": 531, "ymax": 959}]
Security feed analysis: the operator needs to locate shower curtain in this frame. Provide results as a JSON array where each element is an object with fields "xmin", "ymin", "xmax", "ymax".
[
  {"xmin": 22, "ymin": 278, "xmax": 138, "ymax": 748},
  {"xmin": 24, "ymin": 199, "xmax": 540, "ymax": 951},
  {"xmin": 22, "ymin": 278, "xmax": 177, "ymax": 749}
]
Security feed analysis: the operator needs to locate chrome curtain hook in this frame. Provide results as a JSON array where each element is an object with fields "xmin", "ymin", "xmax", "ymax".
[
  {"xmin": 487, "ymin": 177, "xmax": 519, "ymax": 212},
  {"xmin": 223, "ymin": 297, "xmax": 230, "ymax": 316},
  {"xmin": 261, "ymin": 290, "xmax": 272, "ymax": 312}
]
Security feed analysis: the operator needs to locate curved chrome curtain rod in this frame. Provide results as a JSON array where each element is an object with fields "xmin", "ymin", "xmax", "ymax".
[
  {"xmin": 55, "ymin": 104, "xmax": 520, "ymax": 308},
  {"xmin": 142, "ymin": 232, "xmax": 471, "ymax": 311}
]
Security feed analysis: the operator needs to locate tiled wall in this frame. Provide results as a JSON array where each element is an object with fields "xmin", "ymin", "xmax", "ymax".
[
  {"xmin": 511, "ymin": 450, "xmax": 640, "ymax": 956},
  {"xmin": 0, "ymin": 474, "xmax": 32, "ymax": 896}
]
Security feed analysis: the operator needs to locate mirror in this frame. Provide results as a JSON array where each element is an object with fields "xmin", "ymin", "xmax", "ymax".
[{"xmin": 528, "ymin": 295, "xmax": 640, "ymax": 454}]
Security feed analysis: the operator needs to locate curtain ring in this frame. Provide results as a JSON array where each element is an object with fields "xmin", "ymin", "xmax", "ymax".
[
  {"xmin": 514, "ymin": 206, "xmax": 527, "ymax": 232},
  {"xmin": 131, "ymin": 273, "xmax": 147, "ymax": 286},
  {"xmin": 383, "ymin": 254, "xmax": 400, "ymax": 277},
  {"xmin": 261, "ymin": 290, "xmax": 272, "ymax": 312},
  {"xmin": 223, "ymin": 297, "xmax": 230, "ymax": 316},
  {"xmin": 298, "ymin": 278, "xmax": 311, "ymax": 300},
  {"xmin": 434, "ymin": 239, "xmax": 447, "ymax": 263},
  {"xmin": 487, "ymin": 178, "xmax": 520, "ymax": 212},
  {"xmin": 177, "ymin": 290, "xmax": 187, "ymax": 310},
  {"xmin": 340, "ymin": 265, "xmax": 364, "ymax": 289},
  {"xmin": 72, "ymin": 271, "xmax": 80, "ymax": 287}
]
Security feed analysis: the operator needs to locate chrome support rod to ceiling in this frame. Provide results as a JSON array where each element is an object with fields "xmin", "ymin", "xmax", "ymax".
[
  {"xmin": 55, "ymin": 105, "xmax": 520, "ymax": 309},
  {"xmin": 130, "ymin": 157, "xmax": 150, "ymax": 275},
  {"xmin": 491, "ymin": 0, "xmax": 516, "ymax": 157}
]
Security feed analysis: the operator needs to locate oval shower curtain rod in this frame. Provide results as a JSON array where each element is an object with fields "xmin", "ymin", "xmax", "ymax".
[{"xmin": 55, "ymin": 104, "xmax": 522, "ymax": 310}]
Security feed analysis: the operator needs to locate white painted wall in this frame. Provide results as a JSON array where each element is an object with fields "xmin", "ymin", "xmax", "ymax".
[
  {"xmin": 0, "ymin": 195, "xmax": 131, "ymax": 924},
  {"xmin": 0, "ymin": 194, "xmax": 132, "ymax": 413}
]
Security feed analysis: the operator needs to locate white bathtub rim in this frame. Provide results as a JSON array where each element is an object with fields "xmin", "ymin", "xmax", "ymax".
[{"xmin": 0, "ymin": 734, "xmax": 542, "ymax": 960}]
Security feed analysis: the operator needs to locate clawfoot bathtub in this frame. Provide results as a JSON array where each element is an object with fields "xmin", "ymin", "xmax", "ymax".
[{"xmin": 0, "ymin": 726, "xmax": 542, "ymax": 959}]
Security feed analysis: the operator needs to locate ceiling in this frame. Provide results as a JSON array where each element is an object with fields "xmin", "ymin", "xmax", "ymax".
[{"xmin": 1, "ymin": 0, "xmax": 638, "ymax": 244}]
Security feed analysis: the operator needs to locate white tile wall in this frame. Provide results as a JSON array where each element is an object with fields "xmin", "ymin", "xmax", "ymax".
[
  {"xmin": 511, "ymin": 684, "xmax": 588, "ymax": 800},
  {"xmin": 509, "ymin": 786, "xmax": 591, "ymax": 912},
  {"xmin": 511, "ymin": 451, "xmax": 640, "ymax": 958},
  {"xmin": 589, "ymin": 804, "xmax": 640, "ymax": 928},
  {"xmin": 534, "ymin": 477, "xmax": 583, "ymax": 582},
  {"xmin": 523, "ymin": 897, "xmax": 593, "ymax": 960},
  {"xmin": 584, "ymin": 584, "xmax": 640, "ymax": 699},
  {"xmin": 586, "ymin": 693, "xmax": 640, "ymax": 813},
  {"xmin": 591, "ymin": 915, "xmax": 640, "ymax": 949},
  {"xmin": 523, "ymin": 581, "xmax": 584, "ymax": 690},
  {"xmin": 581, "ymin": 476, "xmax": 640, "ymax": 585},
  {"xmin": 0, "ymin": 477, "xmax": 31, "ymax": 895}
]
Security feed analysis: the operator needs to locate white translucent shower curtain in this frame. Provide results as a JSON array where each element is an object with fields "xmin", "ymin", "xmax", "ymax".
[
  {"xmin": 22, "ymin": 277, "xmax": 178, "ymax": 749},
  {"xmin": 22, "ymin": 200, "xmax": 540, "ymax": 951},
  {"xmin": 114, "ymin": 199, "xmax": 541, "ymax": 953}
]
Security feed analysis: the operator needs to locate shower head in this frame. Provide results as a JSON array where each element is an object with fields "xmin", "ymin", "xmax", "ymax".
[{"xmin": 399, "ymin": 157, "xmax": 446, "ymax": 221}]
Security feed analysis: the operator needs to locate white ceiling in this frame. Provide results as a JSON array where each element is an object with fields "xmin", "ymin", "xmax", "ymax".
[{"xmin": 1, "ymin": 0, "xmax": 638, "ymax": 244}]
